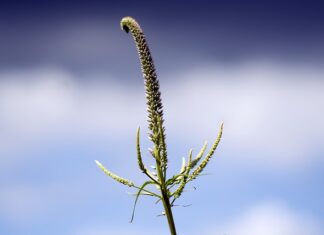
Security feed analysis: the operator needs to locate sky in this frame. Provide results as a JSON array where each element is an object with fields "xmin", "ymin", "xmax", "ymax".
[{"xmin": 1, "ymin": 1, "xmax": 324, "ymax": 235}]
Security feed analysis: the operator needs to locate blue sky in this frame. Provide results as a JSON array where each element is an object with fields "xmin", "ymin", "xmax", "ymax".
[{"xmin": 1, "ymin": 1, "xmax": 324, "ymax": 235}]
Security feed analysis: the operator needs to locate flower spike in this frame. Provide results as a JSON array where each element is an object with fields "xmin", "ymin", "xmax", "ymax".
[{"xmin": 96, "ymin": 17, "xmax": 224, "ymax": 235}]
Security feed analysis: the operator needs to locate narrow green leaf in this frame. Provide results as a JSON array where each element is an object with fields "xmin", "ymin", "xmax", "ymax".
[{"xmin": 130, "ymin": 181, "xmax": 155, "ymax": 223}]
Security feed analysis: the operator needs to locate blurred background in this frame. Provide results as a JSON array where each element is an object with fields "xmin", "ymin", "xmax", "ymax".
[{"xmin": 1, "ymin": 1, "xmax": 324, "ymax": 234}]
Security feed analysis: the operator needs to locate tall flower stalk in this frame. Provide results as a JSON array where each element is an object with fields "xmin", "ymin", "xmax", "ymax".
[{"xmin": 95, "ymin": 16, "xmax": 223, "ymax": 235}]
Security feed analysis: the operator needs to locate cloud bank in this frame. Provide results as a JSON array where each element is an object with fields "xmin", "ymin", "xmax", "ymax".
[
  {"xmin": 207, "ymin": 201, "xmax": 323, "ymax": 235},
  {"xmin": 1, "ymin": 62, "xmax": 323, "ymax": 171}
]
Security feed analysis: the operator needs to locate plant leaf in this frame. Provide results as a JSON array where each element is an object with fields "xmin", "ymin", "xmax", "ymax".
[{"xmin": 130, "ymin": 181, "xmax": 156, "ymax": 223}]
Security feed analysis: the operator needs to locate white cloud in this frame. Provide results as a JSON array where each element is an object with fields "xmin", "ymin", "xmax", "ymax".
[
  {"xmin": 207, "ymin": 201, "xmax": 323, "ymax": 235},
  {"xmin": 0, "ymin": 68, "xmax": 145, "ymax": 165},
  {"xmin": 0, "ymin": 62, "xmax": 323, "ymax": 170},
  {"xmin": 163, "ymin": 62, "xmax": 324, "ymax": 170}
]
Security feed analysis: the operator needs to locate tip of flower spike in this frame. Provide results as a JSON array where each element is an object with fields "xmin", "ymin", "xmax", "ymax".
[
  {"xmin": 120, "ymin": 16, "xmax": 134, "ymax": 33},
  {"xmin": 95, "ymin": 160, "xmax": 101, "ymax": 166}
]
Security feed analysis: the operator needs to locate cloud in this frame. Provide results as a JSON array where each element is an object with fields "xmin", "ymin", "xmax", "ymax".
[
  {"xmin": 163, "ymin": 62, "xmax": 324, "ymax": 170},
  {"xmin": 0, "ymin": 62, "xmax": 323, "ymax": 170},
  {"xmin": 0, "ymin": 67, "xmax": 145, "ymax": 166},
  {"xmin": 207, "ymin": 201, "xmax": 323, "ymax": 235}
]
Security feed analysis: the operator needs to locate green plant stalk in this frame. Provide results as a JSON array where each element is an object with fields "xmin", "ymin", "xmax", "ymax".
[
  {"xmin": 96, "ymin": 16, "xmax": 223, "ymax": 235},
  {"xmin": 161, "ymin": 187, "xmax": 177, "ymax": 235},
  {"xmin": 156, "ymin": 149, "xmax": 177, "ymax": 235},
  {"xmin": 120, "ymin": 16, "xmax": 177, "ymax": 234}
]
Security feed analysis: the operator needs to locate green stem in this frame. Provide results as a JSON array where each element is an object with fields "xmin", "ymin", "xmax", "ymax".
[
  {"xmin": 156, "ymin": 159, "xmax": 177, "ymax": 235},
  {"xmin": 161, "ymin": 188, "xmax": 177, "ymax": 235}
]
